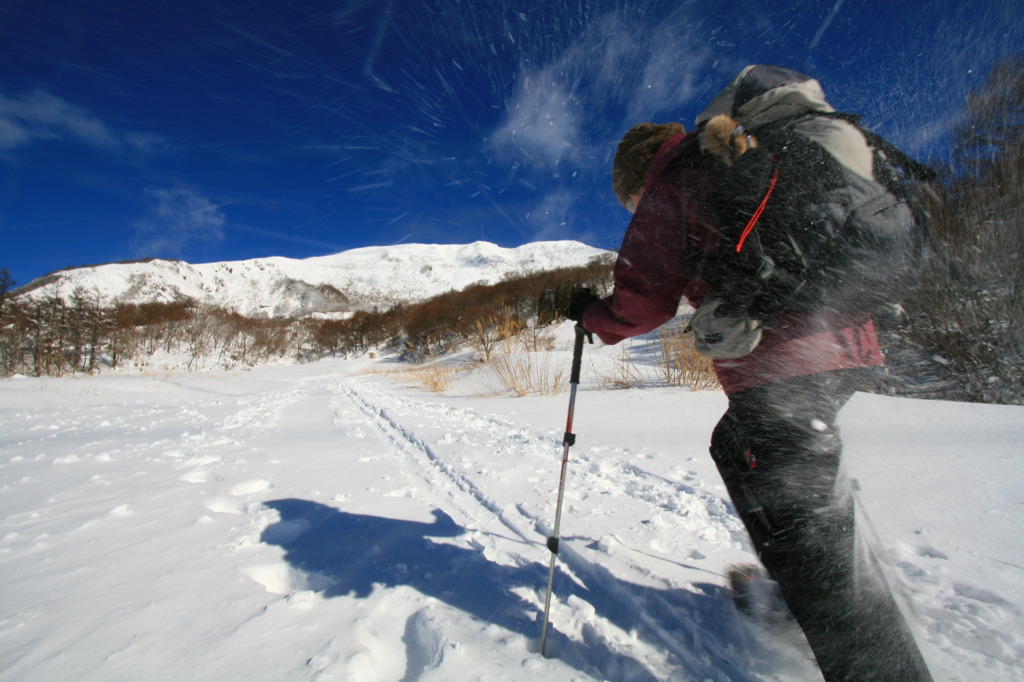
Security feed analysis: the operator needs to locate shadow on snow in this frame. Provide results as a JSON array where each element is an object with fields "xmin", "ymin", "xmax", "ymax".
[{"xmin": 262, "ymin": 498, "xmax": 758, "ymax": 682}]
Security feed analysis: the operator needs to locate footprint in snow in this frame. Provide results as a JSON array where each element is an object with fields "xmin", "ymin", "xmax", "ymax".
[
  {"xmin": 179, "ymin": 470, "xmax": 209, "ymax": 484},
  {"xmin": 108, "ymin": 504, "xmax": 133, "ymax": 517},
  {"xmin": 230, "ymin": 479, "xmax": 272, "ymax": 496},
  {"xmin": 204, "ymin": 497, "xmax": 243, "ymax": 515}
]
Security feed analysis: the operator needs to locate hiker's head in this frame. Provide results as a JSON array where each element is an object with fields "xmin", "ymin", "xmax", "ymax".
[{"xmin": 612, "ymin": 122, "xmax": 685, "ymax": 212}]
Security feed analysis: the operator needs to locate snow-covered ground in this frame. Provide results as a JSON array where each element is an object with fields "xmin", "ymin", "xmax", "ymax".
[{"xmin": 2, "ymin": 325, "xmax": 1022, "ymax": 681}]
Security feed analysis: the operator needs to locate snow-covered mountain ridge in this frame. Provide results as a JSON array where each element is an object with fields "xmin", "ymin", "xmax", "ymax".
[{"xmin": 13, "ymin": 241, "xmax": 611, "ymax": 318}]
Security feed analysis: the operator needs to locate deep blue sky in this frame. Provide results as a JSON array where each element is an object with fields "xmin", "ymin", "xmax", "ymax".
[{"xmin": 2, "ymin": 0, "xmax": 1021, "ymax": 286}]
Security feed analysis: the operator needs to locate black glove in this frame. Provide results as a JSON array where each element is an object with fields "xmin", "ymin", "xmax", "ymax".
[{"xmin": 565, "ymin": 288, "xmax": 599, "ymax": 323}]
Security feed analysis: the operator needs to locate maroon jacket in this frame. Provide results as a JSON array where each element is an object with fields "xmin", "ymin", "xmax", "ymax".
[{"xmin": 582, "ymin": 131, "xmax": 884, "ymax": 395}]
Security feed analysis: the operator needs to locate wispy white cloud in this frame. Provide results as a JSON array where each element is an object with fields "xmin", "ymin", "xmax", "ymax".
[
  {"xmin": 585, "ymin": 15, "xmax": 712, "ymax": 129},
  {"xmin": 526, "ymin": 188, "xmax": 575, "ymax": 242},
  {"xmin": 0, "ymin": 87, "xmax": 163, "ymax": 154},
  {"xmin": 624, "ymin": 36, "xmax": 713, "ymax": 128},
  {"xmin": 488, "ymin": 9, "xmax": 716, "ymax": 245},
  {"xmin": 489, "ymin": 71, "xmax": 580, "ymax": 166},
  {"xmin": 132, "ymin": 187, "xmax": 225, "ymax": 258},
  {"xmin": 489, "ymin": 11, "xmax": 714, "ymax": 175}
]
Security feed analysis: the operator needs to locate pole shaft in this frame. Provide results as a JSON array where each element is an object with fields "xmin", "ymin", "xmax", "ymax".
[{"xmin": 540, "ymin": 325, "xmax": 587, "ymax": 657}]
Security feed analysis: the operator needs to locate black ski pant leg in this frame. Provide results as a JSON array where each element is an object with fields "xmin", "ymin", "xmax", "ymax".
[{"xmin": 709, "ymin": 369, "xmax": 933, "ymax": 682}]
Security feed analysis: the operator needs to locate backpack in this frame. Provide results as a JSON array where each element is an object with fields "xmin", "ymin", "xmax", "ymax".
[{"xmin": 694, "ymin": 66, "xmax": 936, "ymax": 334}]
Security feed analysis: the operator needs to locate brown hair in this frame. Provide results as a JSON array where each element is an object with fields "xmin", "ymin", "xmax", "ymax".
[{"xmin": 612, "ymin": 122, "xmax": 685, "ymax": 209}]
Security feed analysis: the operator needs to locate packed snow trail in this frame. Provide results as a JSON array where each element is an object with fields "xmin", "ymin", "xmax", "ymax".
[{"xmin": 1, "ymin": 356, "xmax": 1022, "ymax": 680}]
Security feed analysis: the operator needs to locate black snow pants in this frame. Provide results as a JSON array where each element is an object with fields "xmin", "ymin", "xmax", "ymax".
[{"xmin": 710, "ymin": 369, "xmax": 933, "ymax": 682}]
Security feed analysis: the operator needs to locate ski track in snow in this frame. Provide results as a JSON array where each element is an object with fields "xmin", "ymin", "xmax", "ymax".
[
  {"xmin": 1, "ymin": 363, "xmax": 1022, "ymax": 681},
  {"xmin": 315, "ymin": 377, "xmax": 823, "ymax": 681},
  {"xmin": 331, "ymin": 379, "xmax": 790, "ymax": 681},
  {"xmin": 338, "ymin": 379, "xmax": 689, "ymax": 678}
]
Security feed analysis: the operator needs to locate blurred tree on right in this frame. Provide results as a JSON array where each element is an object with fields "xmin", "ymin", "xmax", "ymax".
[{"xmin": 898, "ymin": 53, "xmax": 1024, "ymax": 404}]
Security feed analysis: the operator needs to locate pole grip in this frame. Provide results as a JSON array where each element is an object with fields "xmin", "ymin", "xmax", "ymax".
[{"xmin": 570, "ymin": 324, "xmax": 590, "ymax": 385}]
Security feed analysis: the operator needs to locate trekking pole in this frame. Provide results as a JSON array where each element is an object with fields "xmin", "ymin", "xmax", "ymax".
[{"xmin": 539, "ymin": 323, "xmax": 590, "ymax": 657}]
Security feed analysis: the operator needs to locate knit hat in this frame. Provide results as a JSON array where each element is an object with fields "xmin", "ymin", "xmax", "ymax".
[{"xmin": 612, "ymin": 122, "xmax": 686, "ymax": 210}]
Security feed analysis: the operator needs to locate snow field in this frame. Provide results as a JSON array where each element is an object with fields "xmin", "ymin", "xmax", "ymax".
[{"xmin": 1, "ymin": 329, "xmax": 1022, "ymax": 681}]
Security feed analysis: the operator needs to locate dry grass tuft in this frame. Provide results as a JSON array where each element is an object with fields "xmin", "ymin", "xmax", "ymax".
[
  {"xmin": 400, "ymin": 363, "xmax": 460, "ymax": 393},
  {"xmin": 656, "ymin": 324, "xmax": 720, "ymax": 391},
  {"xmin": 485, "ymin": 331, "xmax": 567, "ymax": 396},
  {"xmin": 592, "ymin": 346, "xmax": 652, "ymax": 390}
]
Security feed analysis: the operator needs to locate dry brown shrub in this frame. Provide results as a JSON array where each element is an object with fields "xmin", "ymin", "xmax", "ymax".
[
  {"xmin": 401, "ymin": 362, "xmax": 460, "ymax": 393},
  {"xmin": 591, "ymin": 346, "xmax": 651, "ymax": 390},
  {"xmin": 486, "ymin": 337, "xmax": 567, "ymax": 397},
  {"xmin": 657, "ymin": 324, "xmax": 720, "ymax": 391}
]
